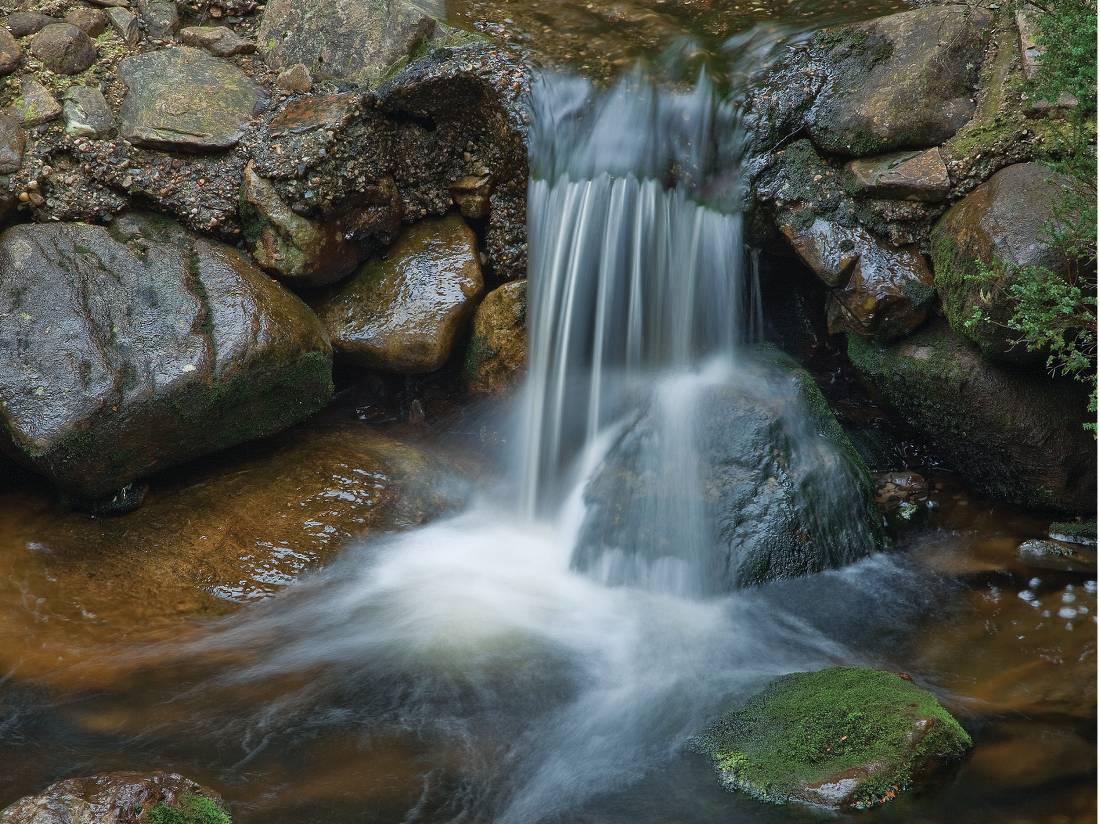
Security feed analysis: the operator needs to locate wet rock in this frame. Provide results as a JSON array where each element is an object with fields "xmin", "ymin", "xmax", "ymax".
[
  {"xmin": 931, "ymin": 163, "xmax": 1081, "ymax": 364},
  {"xmin": 64, "ymin": 7, "xmax": 109, "ymax": 37},
  {"xmin": 106, "ymin": 7, "xmax": 140, "ymax": 46},
  {"xmin": 464, "ymin": 279, "xmax": 526, "ymax": 394},
  {"xmin": 450, "ymin": 173, "xmax": 493, "ymax": 220},
  {"xmin": 0, "ymin": 212, "xmax": 333, "ymax": 501},
  {"xmin": 62, "ymin": 85, "xmax": 114, "ymax": 138},
  {"xmin": 29, "ymin": 23, "xmax": 97, "ymax": 75},
  {"xmin": 118, "ymin": 46, "xmax": 267, "ymax": 151},
  {"xmin": 0, "ymin": 771, "xmax": 229, "ymax": 824},
  {"xmin": 847, "ymin": 321, "xmax": 1096, "ymax": 513},
  {"xmin": 135, "ymin": 0, "xmax": 179, "ymax": 40},
  {"xmin": 846, "ymin": 149, "xmax": 949, "ymax": 202},
  {"xmin": 873, "ymin": 470, "xmax": 928, "ymax": 526},
  {"xmin": 0, "ymin": 28, "xmax": 23, "ymax": 76},
  {"xmin": 8, "ymin": 76, "xmax": 61, "ymax": 126},
  {"xmin": 181, "ymin": 24, "xmax": 255, "ymax": 57},
  {"xmin": 314, "ymin": 214, "xmax": 484, "ymax": 373},
  {"xmin": 1048, "ymin": 520, "xmax": 1097, "ymax": 546},
  {"xmin": 1017, "ymin": 539, "xmax": 1096, "ymax": 574},
  {"xmin": 240, "ymin": 160, "xmax": 373, "ymax": 286},
  {"xmin": 5, "ymin": 12, "xmax": 56, "ymax": 38},
  {"xmin": 807, "ymin": 6, "xmax": 991, "ymax": 156},
  {"xmin": 0, "ymin": 112, "xmax": 25, "ymax": 174},
  {"xmin": 694, "ymin": 667, "xmax": 971, "ymax": 809},
  {"xmin": 257, "ymin": 0, "xmax": 441, "ymax": 87},
  {"xmin": 276, "ymin": 62, "xmax": 312, "ymax": 92},
  {"xmin": 576, "ymin": 348, "xmax": 883, "ymax": 590}
]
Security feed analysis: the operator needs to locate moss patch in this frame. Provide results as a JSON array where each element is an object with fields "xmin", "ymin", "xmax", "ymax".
[
  {"xmin": 696, "ymin": 667, "xmax": 971, "ymax": 809},
  {"xmin": 146, "ymin": 794, "xmax": 231, "ymax": 824}
]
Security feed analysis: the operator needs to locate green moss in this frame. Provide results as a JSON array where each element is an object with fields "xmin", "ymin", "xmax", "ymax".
[
  {"xmin": 697, "ymin": 668, "xmax": 971, "ymax": 809},
  {"xmin": 146, "ymin": 794, "xmax": 231, "ymax": 824},
  {"xmin": 1049, "ymin": 519, "xmax": 1097, "ymax": 541}
]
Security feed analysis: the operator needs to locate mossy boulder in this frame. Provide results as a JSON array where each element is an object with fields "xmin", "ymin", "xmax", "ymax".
[
  {"xmin": 0, "ymin": 212, "xmax": 333, "ymax": 502},
  {"xmin": 695, "ymin": 668, "xmax": 972, "ymax": 810},
  {"xmin": 847, "ymin": 322, "xmax": 1096, "ymax": 513},
  {"xmin": 314, "ymin": 214, "xmax": 484, "ymax": 373},
  {"xmin": 931, "ymin": 162, "xmax": 1080, "ymax": 364},
  {"xmin": 464, "ymin": 279, "xmax": 527, "ymax": 394}
]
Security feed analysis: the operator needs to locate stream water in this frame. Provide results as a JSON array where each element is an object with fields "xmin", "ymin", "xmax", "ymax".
[{"xmin": 0, "ymin": 2, "xmax": 1095, "ymax": 823}]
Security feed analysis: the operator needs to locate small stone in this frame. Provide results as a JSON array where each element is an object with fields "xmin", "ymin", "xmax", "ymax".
[
  {"xmin": 0, "ymin": 112, "xmax": 26, "ymax": 174},
  {"xmin": 180, "ymin": 24, "xmax": 255, "ymax": 57},
  {"xmin": 0, "ymin": 28, "xmax": 22, "ymax": 76},
  {"xmin": 450, "ymin": 173, "xmax": 493, "ymax": 220},
  {"xmin": 107, "ymin": 6, "xmax": 141, "ymax": 46},
  {"xmin": 62, "ymin": 85, "xmax": 114, "ymax": 137},
  {"xmin": 846, "ymin": 149, "xmax": 950, "ymax": 202},
  {"xmin": 276, "ymin": 61, "xmax": 312, "ymax": 92},
  {"xmin": 4, "ymin": 11, "xmax": 57, "ymax": 37},
  {"xmin": 29, "ymin": 23, "xmax": 97, "ymax": 75},
  {"xmin": 464, "ymin": 279, "xmax": 527, "ymax": 394},
  {"xmin": 65, "ymin": 6, "xmax": 109, "ymax": 36},
  {"xmin": 8, "ymin": 77, "xmax": 62, "ymax": 127},
  {"xmin": 135, "ymin": 0, "xmax": 179, "ymax": 40}
]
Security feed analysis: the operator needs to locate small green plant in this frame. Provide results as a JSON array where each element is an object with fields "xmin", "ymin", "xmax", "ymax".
[{"xmin": 146, "ymin": 794, "xmax": 231, "ymax": 824}]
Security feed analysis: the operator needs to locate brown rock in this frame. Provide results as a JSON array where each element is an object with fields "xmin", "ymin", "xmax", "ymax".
[
  {"xmin": 846, "ymin": 149, "xmax": 950, "ymax": 202},
  {"xmin": 0, "ymin": 112, "xmax": 25, "ymax": 174},
  {"xmin": 451, "ymin": 173, "xmax": 493, "ymax": 219},
  {"xmin": 64, "ymin": 6, "xmax": 109, "ymax": 37},
  {"xmin": 180, "ymin": 24, "xmax": 255, "ymax": 57},
  {"xmin": 29, "ymin": 23, "xmax": 97, "ymax": 75},
  {"xmin": 276, "ymin": 62, "xmax": 312, "ymax": 92},
  {"xmin": 464, "ymin": 279, "xmax": 527, "ymax": 394},
  {"xmin": 0, "ymin": 27, "xmax": 22, "ymax": 75},
  {"xmin": 4, "ymin": 11, "xmax": 56, "ymax": 37}
]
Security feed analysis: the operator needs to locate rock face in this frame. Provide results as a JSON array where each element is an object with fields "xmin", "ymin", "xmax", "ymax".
[
  {"xmin": 28, "ymin": 23, "xmax": 96, "ymax": 75},
  {"xmin": 315, "ymin": 214, "xmax": 484, "ymax": 373},
  {"xmin": 464, "ymin": 279, "xmax": 527, "ymax": 394},
  {"xmin": 846, "ymin": 149, "xmax": 950, "ymax": 202},
  {"xmin": 807, "ymin": 6, "xmax": 991, "ymax": 156},
  {"xmin": 695, "ymin": 668, "xmax": 972, "ymax": 809},
  {"xmin": 848, "ymin": 322, "xmax": 1096, "ymax": 513},
  {"xmin": 0, "ymin": 213, "xmax": 333, "ymax": 501},
  {"xmin": 118, "ymin": 47, "xmax": 267, "ymax": 151},
  {"xmin": 0, "ymin": 772, "xmax": 230, "ymax": 824},
  {"xmin": 932, "ymin": 162, "xmax": 1080, "ymax": 363},
  {"xmin": 574, "ymin": 349, "xmax": 883, "ymax": 591},
  {"xmin": 257, "ymin": 0, "xmax": 442, "ymax": 87}
]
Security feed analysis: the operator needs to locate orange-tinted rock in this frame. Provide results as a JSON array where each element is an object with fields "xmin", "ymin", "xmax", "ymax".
[
  {"xmin": 846, "ymin": 149, "xmax": 949, "ymax": 202},
  {"xmin": 464, "ymin": 279, "xmax": 527, "ymax": 395}
]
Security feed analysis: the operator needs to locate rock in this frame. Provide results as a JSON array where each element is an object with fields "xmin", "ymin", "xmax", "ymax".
[
  {"xmin": 847, "ymin": 322, "xmax": 1096, "ymax": 513},
  {"xmin": 276, "ymin": 62, "xmax": 312, "ymax": 92},
  {"xmin": 0, "ymin": 213, "xmax": 333, "ymax": 501},
  {"xmin": 451, "ymin": 173, "xmax": 493, "ymax": 219},
  {"xmin": 314, "ymin": 214, "xmax": 484, "ymax": 373},
  {"xmin": 0, "ymin": 112, "xmax": 24, "ymax": 174},
  {"xmin": 1049, "ymin": 520, "xmax": 1097, "ymax": 546},
  {"xmin": 807, "ymin": 6, "xmax": 991, "ymax": 156},
  {"xmin": 106, "ymin": 7, "xmax": 141, "ymax": 47},
  {"xmin": 0, "ymin": 772, "xmax": 230, "ymax": 824},
  {"xmin": 240, "ymin": 160, "xmax": 372, "ymax": 286},
  {"xmin": 118, "ymin": 46, "xmax": 267, "ymax": 151},
  {"xmin": 464, "ymin": 279, "xmax": 526, "ymax": 394},
  {"xmin": 932, "ymin": 163, "xmax": 1081, "ymax": 364},
  {"xmin": 135, "ymin": 0, "xmax": 179, "ymax": 40},
  {"xmin": 1018, "ymin": 539, "xmax": 1096, "ymax": 574},
  {"xmin": 62, "ymin": 85, "xmax": 114, "ymax": 138},
  {"xmin": 846, "ymin": 149, "xmax": 950, "ymax": 202},
  {"xmin": 64, "ymin": 7, "xmax": 109, "ymax": 37},
  {"xmin": 180, "ymin": 24, "xmax": 255, "ymax": 57},
  {"xmin": 8, "ymin": 76, "xmax": 61, "ymax": 127},
  {"xmin": 694, "ymin": 668, "xmax": 972, "ymax": 809},
  {"xmin": 257, "ymin": 0, "xmax": 441, "ymax": 87},
  {"xmin": 574, "ymin": 348, "xmax": 883, "ymax": 591},
  {"xmin": 0, "ymin": 27, "xmax": 23, "ymax": 76},
  {"xmin": 29, "ymin": 23, "xmax": 97, "ymax": 75},
  {"xmin": 873, "ymin": 470, "xmax": 928, "ymax": 526},
  {"xmin": 5, "ymin": 12, "xmax": 56, "ymax": 38}
]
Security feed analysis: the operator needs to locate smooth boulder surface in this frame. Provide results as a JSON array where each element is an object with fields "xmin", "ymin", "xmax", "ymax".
[
  {"xmin": 315, "ymin": 214, "xmax": 484, "ymax": 373},
  {"xmin": 845, "ymin": 149, "xmax": 950, "ymax": 202},
  {"xmin": 575, "ymin": 349, "xmax": 883, "ymax": 591},
  {"xmin": 464, "ymin": 279, "xmax": 527, "ymax": 394},
  {"xmin": 0, "ymin": 28, "xmax": 21, "ymax": 76},
  {"xmin": 848, "ymin": 322, "xmax": 1096, "ymax": 513},
  {"xmin": 0, "ymin": 213, "xmax": 333, "ymax": 500},
  {"xmin": 28, "ymin": 23, "xmax": 96, "ymax": 75},
  {"xmin": 932, "ymin": 162, "xmax": 1080, "ymax": 363},
  {"xmin": 694, "ymin": 668, "xmax": 972, "ymax": 809},
  {"xmin": 0, "ymin": 772, "xmax": 229, "ymax": 824},
  {"xmin": 118, "ymin": 46, "xmax": 267, "ymax": 151}
]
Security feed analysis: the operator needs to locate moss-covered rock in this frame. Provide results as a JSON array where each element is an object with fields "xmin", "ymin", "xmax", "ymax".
[
  {"xmin": 696, "ymin": 667, "xmax": 972, "ymax": 810},
  {"xmin": 463, "ymin": 279, "xmax": 527, "ymax": 395},
  {"xmin": 847, "ymin": 322, "xmax": 1096, "ymax": 513}
]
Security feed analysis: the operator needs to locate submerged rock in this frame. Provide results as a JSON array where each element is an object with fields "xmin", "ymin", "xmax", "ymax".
[
  {"xmin": 0, "ymin": 771, "xmax": 229, "ymax": 824},
  {"xmin": 1017, "ymin": 539, "xmax": 1096, "ymax": 574},
  {"xmin": 847, "ymin": 322, "xmax": 1096, "ymax": 513},
  {"xmin": 0, "ymin": 213, "xmax": 332, "ymax": 501},
  {"xmin": 1048, "ymin": 520, "xmax": 1097, "ymax": 546},
  {"xmin": 314, "ymin": 214, "xmax": 484, "ymax": 373},
  {"xmin": 575, "ymin": 349, "xmax": 883, "ymax": 591},
  {"xmin": 695, "ymin": 667, "xmax": 972, "ymax": 809},
  {"xmin": 464, "ymin": 279, "xmax": 527, "ymax": 395}
]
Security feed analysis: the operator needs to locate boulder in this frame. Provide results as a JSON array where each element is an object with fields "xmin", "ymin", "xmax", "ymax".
[
  {"xmin": 0, "ymin": 213, "xmax": 333, "ymax": 501},
  {"xmin": 314, "ymin": 214, "xmax": 484, "ymax": 373},
  {"xmin": 64, "ymin": 7, "xmax": 108, "ymax": 37},
  {"xmin": 932, "ymin": 162, "xmax": 1081, "ymax": 364},
  {"xmin": 8, "ymin": 76, "xmax": 60, "ymax": 126},
  {"xmin": 180, "ymin": 25, "xmax": 255, "ymax": 57},
  {"xmin": 0, "ymin": 772, "xmax": 230, "ymax": 824},
  {"xmin": 135, "ymin": 0, "xmax": 179, "ymax": 40},
  {"xmin": 106, "ymin": 7, "xmax": 140, "ymax": 46},
  {"xmin": 5, "ymin": 12, "xmax": 56, "ymax": 37},
  {"xmin": 807, "ymin": 6, "xmax": 991, "ymax": 156},
  {"xmin": 0, "ymin": 28, "xmax": 21, "ymax": 76},
  {"xmin": 464, "ymin": 279, "xmax": 527, "ymax": 394},
  {"xmin": 118, "ymin": 46, "xmax": 266, "ymax": 151},
  {"xmin": 62, "ymin": 85, "xmax": 114, "ymax": 138},
  {"xmin": 257, "ymin": 0, "xmax": 442, "ymax": 87},
  {"xmin": 574, "ymin": 349, "xmax": 883, "ymax": 591},
  {"xmin": 29, "ymin": 23, "xmax": 96, "ymax": 75},
  {"xmin": 694, "ymin": 668, "xmax": 972, "ymax": 809},
  {"xmin": 845, "ymin": 149, "xmax": 950, "ymax": 202},
  {"xmin": 847, "ymin": 322, "xmax": 1096, "ymax": 513},
  {"xmin": 0, "ymin": 112, "xmax": 24, "ymax": 174}
]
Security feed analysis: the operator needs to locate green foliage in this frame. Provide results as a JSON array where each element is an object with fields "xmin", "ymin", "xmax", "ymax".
[
  {"xmin": 1031, "ymin": 0, "xmax": 1097, "ymax": 112},
  {"xmin": 146, "ymin": 794, "xmax": 232, "ymax": 824}
]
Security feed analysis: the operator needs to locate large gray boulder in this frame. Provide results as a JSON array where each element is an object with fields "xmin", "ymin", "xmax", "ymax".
[
  {"xmin": 574, "ymin": 349, "xmax": 883, "ymax": 591},
  {"xmin": 0, "ymin": 213, "xmax": 333, "ymax": 502}
]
